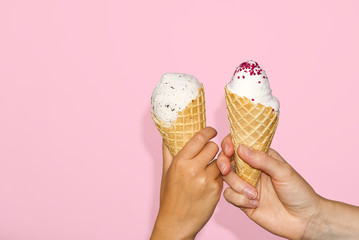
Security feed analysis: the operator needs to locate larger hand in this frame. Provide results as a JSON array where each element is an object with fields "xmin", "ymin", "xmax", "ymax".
[
  {"xmin": 217, "ymin": 134, "xmax": 322, "ymax": 239},
  {"xmin": 151, "ymin": 127, "xmax": 223, "ymax": 240}
]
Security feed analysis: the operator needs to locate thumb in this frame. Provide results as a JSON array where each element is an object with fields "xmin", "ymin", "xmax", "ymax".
[
  {"xmin": 237, "ymin": 144, "xmax": 289, "ymax": 181},
  {"xmin": 162, "ymin": 141, "xmax": 173, "ymax": 176}
]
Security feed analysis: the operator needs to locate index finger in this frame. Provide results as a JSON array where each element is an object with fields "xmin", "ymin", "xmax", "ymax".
[{"xmin": 177, "ymin": 127, "xmax": 217, "ymax": 160}]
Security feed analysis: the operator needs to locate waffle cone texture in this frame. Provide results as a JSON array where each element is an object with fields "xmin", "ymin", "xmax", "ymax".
[
  {"xmin": 152, "ymin": 86, "xmax": 206, "ymax": 156},
  {"xmin": 225, "ymin": 87, "xmax": 279, "ymax": 187}
]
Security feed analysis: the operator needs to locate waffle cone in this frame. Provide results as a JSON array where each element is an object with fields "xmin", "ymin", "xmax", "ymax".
[
  {"xmin": 225, "ymin": 87, "xmax": 279, "ymax": 187},
  {"xmin": 152, "ymin": 86, "xmax": 206, "ymax": 156}
]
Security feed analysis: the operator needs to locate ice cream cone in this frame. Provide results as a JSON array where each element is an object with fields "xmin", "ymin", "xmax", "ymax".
[
  {"xmin": 225, "ymin": 87, "xmax": 279, "ymax": 187},
  {"xmin": 152, "ymin": 86, "xmax": 206, "ymax": 156}
]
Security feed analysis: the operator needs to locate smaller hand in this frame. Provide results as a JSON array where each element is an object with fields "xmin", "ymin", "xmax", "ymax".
[
  {"xmin": 151, "ymin": 127, "xmax": 222, "ymax": 240},
  {"xmin": 217, "ymin": 134, "xmax": 322, "ymax": 240}
]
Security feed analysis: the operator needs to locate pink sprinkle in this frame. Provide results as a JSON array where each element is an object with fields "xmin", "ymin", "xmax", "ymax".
[
  {"xmin": 251, "ymin": 98, "xmax": 254, "ymax": 101},
  {"xmin": 242, "ymin": 76, "xmax": 245, "ymax": 79},
  {"xmin": 238, "ymin": 76, "xmax": 240, "ymax": 79},
  {"xmin": 263, "ymin": 76, "xmax": 265, "ymax": 78},
  {"xmin": 258, "ymin": 81, "xmax": 261, "ymax": 84},
  {"xmin": 272, "ymin": 109, "xmax": 274, "ymax": 111}
]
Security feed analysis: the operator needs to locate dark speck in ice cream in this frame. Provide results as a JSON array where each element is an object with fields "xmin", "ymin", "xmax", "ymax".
[{"xmin": 151, "ymin": 73, "xmax": 202, "ymax": 126}]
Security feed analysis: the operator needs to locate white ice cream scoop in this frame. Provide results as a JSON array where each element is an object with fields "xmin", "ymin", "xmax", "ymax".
[
  {"xmin": 151, "ymin": 73, "xmax": 202, "ymax": 126},
  {"xmin": 226, "ymin": 60, "xmax": 280, "ymax": 112}
]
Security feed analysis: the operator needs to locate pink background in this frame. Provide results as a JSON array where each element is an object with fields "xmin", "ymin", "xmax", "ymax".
[{"xmin": 1, "ymin": 0, "xmax": 359, "ymax": 239}]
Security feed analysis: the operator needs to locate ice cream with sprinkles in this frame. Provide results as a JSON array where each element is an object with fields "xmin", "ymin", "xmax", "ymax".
[
  {"xmin": 226, "ymin": 60, "xmax": 280, "ymax": 112},
  {"xmin": 225, "ymin": 60, "xmax": 279, "ymax": 187}
]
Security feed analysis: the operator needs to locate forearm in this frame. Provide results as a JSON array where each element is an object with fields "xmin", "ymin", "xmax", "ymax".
[{"xmin": 304, "ymin": 198, "xmax": 359, "ymax": 240}]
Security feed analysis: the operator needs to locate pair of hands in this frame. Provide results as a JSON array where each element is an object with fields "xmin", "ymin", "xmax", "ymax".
[{"xmin": 151, "ymin": 127, "xmax": 324, "ymax": 240}]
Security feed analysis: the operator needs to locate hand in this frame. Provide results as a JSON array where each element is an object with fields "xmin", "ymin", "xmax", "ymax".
[
  {"xmin": 217, "ymin": 134, "xmax": 323, "ymax": 239},
  {"xmin": 151, "ymin": 127, "xmax": 223, "ymax": 240}
]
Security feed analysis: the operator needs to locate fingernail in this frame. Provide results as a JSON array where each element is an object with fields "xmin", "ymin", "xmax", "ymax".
[
  {"xmin": 250, "ymin": 199, "xmax": 259, "ymax": 208},
  {"xmin": 240, "ymin": 145, "xmax": 252, "ymax": 157},
  {"xmin": 219, "ymin": 162, "xmax": 227, "ymax": 174},
  {"xmin": 244, "ymin": 188, "xmax": 257, "ymax": 200}
]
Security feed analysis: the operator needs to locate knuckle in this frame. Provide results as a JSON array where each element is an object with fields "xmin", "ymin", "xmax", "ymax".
[
  {"xmin": 251, "ymin": 150, "xmax": 268, "ymax": 166},
  {"xmin": 268, "ymin": 148, "xmax": 286, "ymax": 162},
  {"xmin": 172, "ymin": 159, "xmax": 196, "ymax": 175},
  {"xmin": 258, "ymin": 151, "xmax": 269, "ymax": 162},
  {"xmin": 191, "ymin": 177, "xmax": 205, "ymax": 190},
  {"xmin": 267, "ymin": 148, "xmax": 276, "ymax": 157},
  {"xmin": 232, "ymin": 181, "xmax": 243, "ymax": 193},
  {"xmin": 173, "ymin": 159, "xmax": 206, "ymax": 179},
  {"xmin": 172, "ymin": 158, "xmax": 184, "ymax": 169},
  {"xmin": 258, "ymin": 151, "xmax": 273, "ymax": 166},
  {"xmin": 206, "ymin": 126, "xmax": 217, "ymax": 136},
  {"xmin": 186, "ymin": 166, "xmax": 198, "ymax": 177},
  {"xmin": 282, "ymin": 163, "xmax": 295, "ymax": 178},
  {"xmin": 223, "ymin": 188, "xmax": 232, "ymax": 200},
  {"xmin": 194, "ymin": 132, "xmax": 206, "ymax": 143}
]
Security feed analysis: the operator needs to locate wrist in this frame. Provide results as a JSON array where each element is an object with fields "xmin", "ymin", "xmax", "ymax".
[
  {"xmin": 151, "ymin": 213, "xmax": 195, "ymax": 240},
  {"xmin": 303, "ymin": 197, "xmax": 359, "ymax": 240},
  {"xmin": 302, "ymin": 196, "xmax": 331, "ymax": 240}
]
